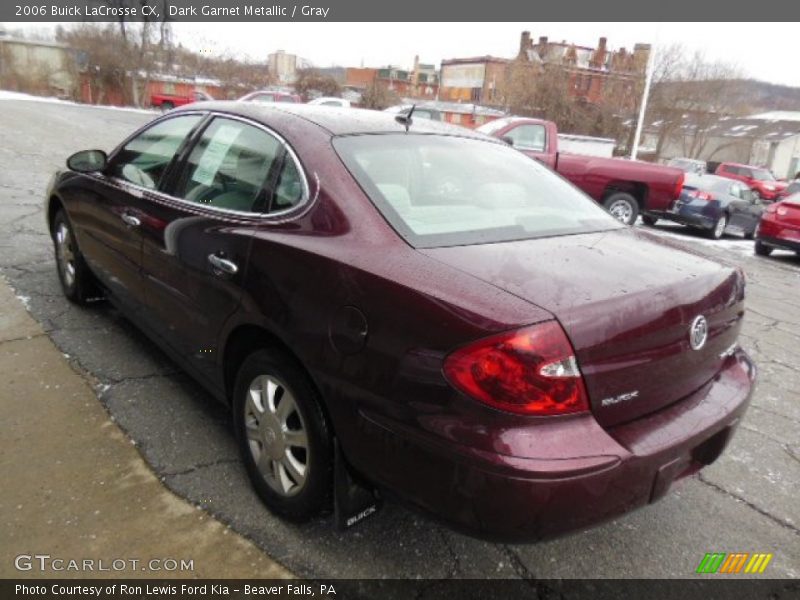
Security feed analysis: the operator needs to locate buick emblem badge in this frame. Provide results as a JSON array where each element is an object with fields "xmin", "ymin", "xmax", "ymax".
[{"xmin": 689, "ymin": 315, "xmax": 708, "ymax": 351}]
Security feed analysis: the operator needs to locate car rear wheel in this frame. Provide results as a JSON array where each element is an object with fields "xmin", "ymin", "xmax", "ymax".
[
  {"xmin": 707, "ymin": 214, "xmax": 727, "ymax": 239},
  {"xmin": 233, "ymin": 348, "xmax": 333, "ymax": 521},
  {"xmin": 52, "ymin": 210, "xmax": 96, "ymax": 304},
  {"xmin": 603, "ymin": 193, "xmax": 639, "ymax": 226},
  {"xmin": 754, "ymin": 240, "xmax": 773, "ymax": 256}
]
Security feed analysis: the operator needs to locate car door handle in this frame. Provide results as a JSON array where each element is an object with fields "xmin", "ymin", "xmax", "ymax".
[
  {"xmin": 121, "ymin": 213, "xmax": 141, "ymax": 227},
  {"xmin": 208, "ymin": 253, "xmax": 238, "ymax": 275}
]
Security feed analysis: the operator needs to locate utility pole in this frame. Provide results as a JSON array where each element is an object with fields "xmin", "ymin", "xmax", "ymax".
[{"xmin": 630, "ymin": 41, "xmax": 657, "ymax": 161}]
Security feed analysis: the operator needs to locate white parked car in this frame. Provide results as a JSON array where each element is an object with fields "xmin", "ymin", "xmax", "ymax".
[{"xmin": 307, "ymin": 97, "xmax": 351, "ymax": 108}]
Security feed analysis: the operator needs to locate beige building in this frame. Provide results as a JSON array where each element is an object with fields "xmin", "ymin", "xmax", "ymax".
[
  {"xmin": 0, "ymin": 34, "xmax": 76, "ymax": 96},
  {"xmin": 645, "ymin": 116, "xmax": 800, "ymax": 178},
  {"xmin": 267, "ymin": 50, "xmax": 313, "ymax": 85}
]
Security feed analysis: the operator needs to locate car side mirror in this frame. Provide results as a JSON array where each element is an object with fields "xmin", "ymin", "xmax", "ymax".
[
  {"xmin": 501, "ymin": 135, "xmax": 515, "ymax": 147},
  {"xmin": 67, "ymin": 149, "xmax": 108, "ymax": 173}
]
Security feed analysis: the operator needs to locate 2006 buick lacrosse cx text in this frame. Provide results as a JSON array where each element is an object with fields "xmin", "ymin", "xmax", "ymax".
[{"xmin": 45, "ymin": 102, "xmax": 756, "ymax": 541}]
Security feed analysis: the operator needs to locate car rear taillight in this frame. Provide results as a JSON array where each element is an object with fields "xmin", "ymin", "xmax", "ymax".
[
  {"xmin": 690, "ymin": 190, "xmax": 714, "ymax": 201},
  {"xmin": 673, "ymin": 173, "xmax": 685, "ymax": 199},
  {"xmin": 443, "ymin": 321, "xmax": 590, "ymax": 416}
]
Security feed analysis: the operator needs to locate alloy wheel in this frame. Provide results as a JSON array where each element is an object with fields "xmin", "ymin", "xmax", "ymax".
[
  {"xmin": 244, "ymin": 374, "xmax": 309, "ymax": 497},
  {"xmin": 714, "ymin": 216, "xmax": 727, "ymax": 239},
  {"xmin": 55, "ymin": 222, "xmax": 76, "ymax": 288},
  {"xmin": 607, "ymin": 199, "xmax": 633, "ymax": 224}
]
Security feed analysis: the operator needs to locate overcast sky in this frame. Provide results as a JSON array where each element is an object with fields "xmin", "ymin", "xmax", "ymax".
[{"xmin": 13, "ymin": 21, "xmax": 800, "ymax": 87}]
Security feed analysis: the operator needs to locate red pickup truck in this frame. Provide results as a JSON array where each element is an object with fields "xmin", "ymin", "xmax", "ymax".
[
  {"xmin": 150, "ymin": 90, "xmax": 213, "ymax": 111},
  {"xmin": 477, "ymin": 117, "xmax": 684, "ymax": 225}
]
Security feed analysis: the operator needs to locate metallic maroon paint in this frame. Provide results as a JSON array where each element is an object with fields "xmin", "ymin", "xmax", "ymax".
[{"xmin": 47, "ymin": 103, "xmax": 755, "ymax": 540}]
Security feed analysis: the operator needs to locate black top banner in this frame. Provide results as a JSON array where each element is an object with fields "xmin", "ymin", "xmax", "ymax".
[{"xmin": 3, "ymin": 0, "xmax": 800, "ymax": 22}]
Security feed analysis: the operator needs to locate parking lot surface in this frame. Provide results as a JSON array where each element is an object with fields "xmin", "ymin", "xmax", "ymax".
[{"xmin": 1, "ymin": 97, "xmax": 798, "ymax": 579}]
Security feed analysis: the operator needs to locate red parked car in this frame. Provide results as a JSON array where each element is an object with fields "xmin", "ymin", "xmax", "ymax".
[
  {"xmin": 715, "ymin": 162, "xmax": 788, "ymax": 201},
  {"xmin": 46, "ymin": 104, "xmax": 755, "ymax": 541},
  {"xmin": 477, "ymin": 117, "xmax": 685, "ymax": 225},
  {"xmin": 755, "ymin": 194, "xmax": 800, "ymax": 256},
  {"xmin": 150, "ymin": 90, "xmax": 213, "ymax": 111}
]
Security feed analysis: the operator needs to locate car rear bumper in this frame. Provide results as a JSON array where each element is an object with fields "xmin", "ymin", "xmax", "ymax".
[
  {"xmin": 648, "ymin": 203, "xmax": 719, "ymax": 230},
  {"xmin": 758, "ymin": 234, "xmax": 800, "ymax": 253},
  {"xmin": 377, "ymin": 348, "xmax": 755, "ymax": 542}
]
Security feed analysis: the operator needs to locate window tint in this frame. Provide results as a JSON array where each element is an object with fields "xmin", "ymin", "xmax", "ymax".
[
  {"xmin": 176, "ymin": 118, "xmax": 281, "ymax": 213},
  {"xmin": 112, "ymin": 115, "xmax": 201, "ymax": 190},
  {"xmin": 506, "ymin": 124, "xmax": 546, "ymax": 152}
]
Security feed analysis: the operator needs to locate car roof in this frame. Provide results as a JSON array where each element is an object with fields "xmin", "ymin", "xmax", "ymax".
[
  {"xmin": 720, "ymin": 161, "xmax": 764, "ymax": 169},
  {"xmin": 685, "ymin": 173, "xmax": 744, "ymax": 191},
  {"xmin": 180, "ymin": 101, "xmax": 495, "ymax": 139}
]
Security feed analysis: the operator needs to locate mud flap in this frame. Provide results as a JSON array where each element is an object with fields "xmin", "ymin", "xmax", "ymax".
[{"xmin": 334, "ymin": 439, "xmax": 381, "ymax": 530}]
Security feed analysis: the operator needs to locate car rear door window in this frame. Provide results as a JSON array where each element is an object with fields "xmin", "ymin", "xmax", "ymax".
[
  {"xmin": 111, "ymin": 115, "xmax": 201, "ymax": 190},
  {"xmin": 175, "ymin": 118, "xmax": 282, "ymax": 213}
]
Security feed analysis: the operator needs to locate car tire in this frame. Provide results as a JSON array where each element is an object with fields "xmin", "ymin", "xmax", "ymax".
[
  {"xmin": 603, "ymin": 192, "xmax": 639, "ymax": 226},
  {"xmin": 641, "ymin": 215, "xmax": 658, "ymax": 227},
  {"xmin": 744, "ymin": 228, "xmax": 755, "ymax": 240},
  {"xmin": 754, "ymin": 240, "xmax": 772, "ymax": 256},
  {"xmin": 707, "ymin": 214, "xmax": 728, "ymax": 240},
  {"xmin": 233, "ymin": 348, "xmax": 333, "ymax": 522},
  {"xmin": 52, "ymin": 209, "xmax": 97, "ymax": 305},
  {"xmin": 161, "ymin": 101, "xmax": 174, "ymax": 112}
]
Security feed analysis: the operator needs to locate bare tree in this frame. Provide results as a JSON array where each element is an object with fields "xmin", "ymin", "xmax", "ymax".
[
  {"xmin": 361, "ymin": 81, "xmax": 398, "ymax": 110},
  {"xmin": 293, "ymin": 68, "xmax": 341, "ymax": 99},
  {"xmin": 646, "ymin": 45, "xmax": 746, "ymax": 159}
]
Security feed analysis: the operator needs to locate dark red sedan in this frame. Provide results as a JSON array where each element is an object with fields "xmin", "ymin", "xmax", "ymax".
[
  {"xmin": 46, "ymin": 103, "xmax": 755, "ymax": 541},
  {"xmin": 755, "ymin": 193, "xmax": 800, "ymax": 257}
]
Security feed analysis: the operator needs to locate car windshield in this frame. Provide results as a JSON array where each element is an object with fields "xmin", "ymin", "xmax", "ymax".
[
  {"xmin": 751, "ymin": 168, "xmax": 775, "ymax": 181},
  {"xmin": 334, "ymin": 134, "xmax": 623, "ymax": 248}
]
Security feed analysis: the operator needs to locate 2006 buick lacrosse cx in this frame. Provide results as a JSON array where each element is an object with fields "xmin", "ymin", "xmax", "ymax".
[{"xmin": 45, "ymin": 102, "xmax": 756, "ymax": 540}]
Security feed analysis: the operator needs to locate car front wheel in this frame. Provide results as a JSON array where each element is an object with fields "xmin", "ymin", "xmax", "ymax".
[
  {"xmin": 603, "ymin": 192, "xmax": 639, "ymax": 226},
  {"xmin": 233, "ymin": 348, "xmax": 333, "ymax": 521}
]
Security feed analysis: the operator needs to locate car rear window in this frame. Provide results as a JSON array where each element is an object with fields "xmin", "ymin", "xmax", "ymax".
[{"xmin": 333, "ymin": 134, "xmax": 622, "ymax": 248}]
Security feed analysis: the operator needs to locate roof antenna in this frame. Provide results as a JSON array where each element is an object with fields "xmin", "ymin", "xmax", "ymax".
[{"xmin": 395, "ymin": 104, "xmax": 415, "ymax": 132}]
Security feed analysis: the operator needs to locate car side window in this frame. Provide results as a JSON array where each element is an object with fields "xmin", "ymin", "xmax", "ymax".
[
  {"xmin": 111, "ymin": 115, "xmax": 201, "ymax": 190},
  {"xmin": 271, "ymin": 155, "xmax": 304, "ymax": 212},
  {"xmin": 506, "ymin": 125, "xmax": 546, "ymax": 152},
  {"xmin": 176, "ymin": 118, "xmax": 282, "ymax": 213}
]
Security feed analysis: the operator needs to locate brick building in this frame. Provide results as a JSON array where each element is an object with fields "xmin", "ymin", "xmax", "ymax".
[
  {"xmin": 341, "ymin": 57, "xmax": 438, "ymax": 100},
  {"xmin": 439, "ymin": 32, "xmax": 649, "ymax": 110},
  {"xmin": 515, "ymin": 32, "xmax": 649, "ymax": 108}
]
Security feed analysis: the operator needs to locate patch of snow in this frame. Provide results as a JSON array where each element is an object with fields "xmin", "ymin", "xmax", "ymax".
[
  {"xmin": 15, "ymin": 294, "xmax": 32, "ymax": 311},
  {"xmin": 0, "ymin": 90, "xmax": 156, "ymax": 115}
]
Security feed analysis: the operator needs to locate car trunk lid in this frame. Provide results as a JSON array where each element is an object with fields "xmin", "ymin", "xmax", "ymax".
[{"xmin": 421, "ymin": 228, "xmax": 745, "ymax": 428}]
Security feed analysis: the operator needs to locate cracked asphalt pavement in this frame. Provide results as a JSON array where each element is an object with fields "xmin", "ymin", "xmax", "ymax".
[{"xmin": 1, "ymin": 97, "xmax": 798, "ymax": 579}]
